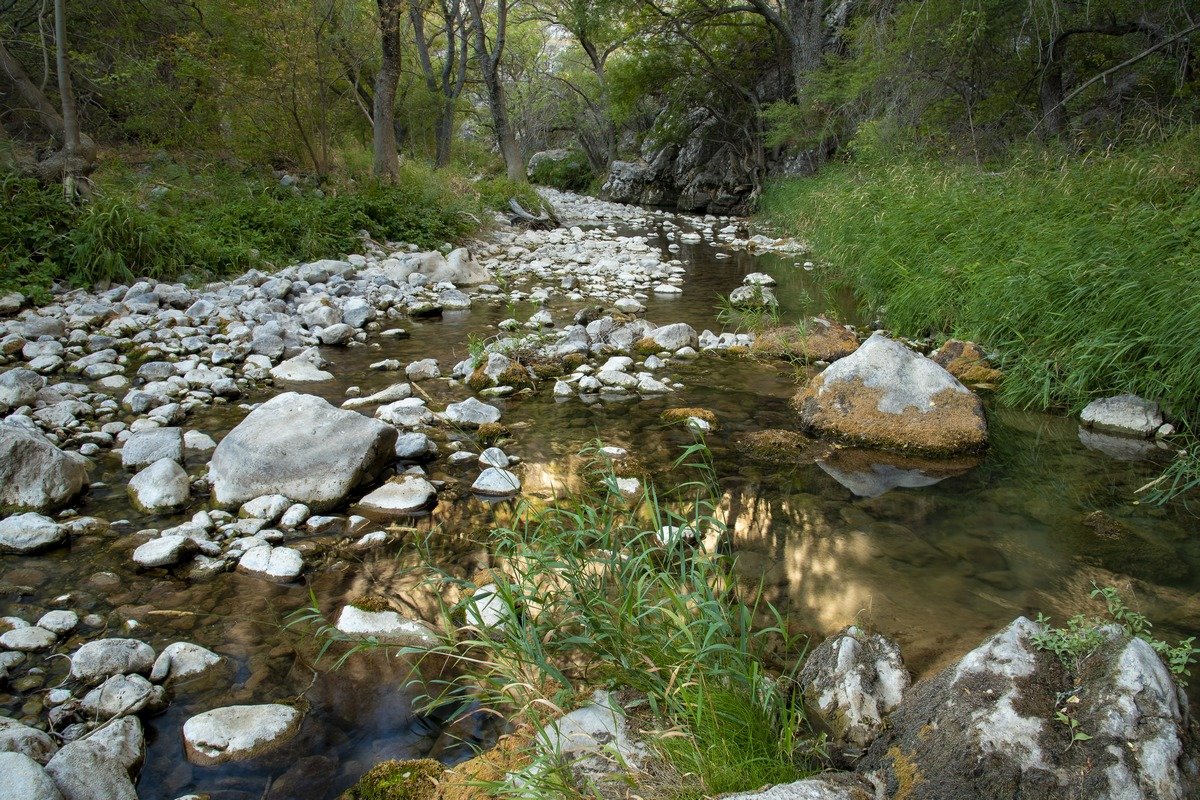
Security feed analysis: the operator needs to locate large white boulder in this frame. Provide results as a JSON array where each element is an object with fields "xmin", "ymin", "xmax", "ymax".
[
  {"xmin": 182, "ymin": 704, "xmax": 302, "ymax": 766},
  {"xmin": 127, "ymin": 458, "xmax": 190, "ymax": 513},
  {"xmin": 0, "ymin": 513, "xmax": 66, "ymax": 554},
  {"xmin": 0, "ymin": 428, "xmax": 88, "ymax": 512},
  {"xmin": 0, "ymin": 752, "xmax": 64, "ymax": 800},
  {"xmin": 1080, "ymin": 394, "xmax": 1163, "ymax": 437},
  {"xmin": 208, "ymin": 392, "xmax": 397, "ymax": 511},
  {"xmin": 357, "ymin": 476, "xmax": 437, "ymax": 516}
]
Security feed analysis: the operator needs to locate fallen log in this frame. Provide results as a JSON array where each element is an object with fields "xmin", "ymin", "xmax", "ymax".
[{"xmin": 508, "ymin": 197, "xmax": 560, "ymax": 230}]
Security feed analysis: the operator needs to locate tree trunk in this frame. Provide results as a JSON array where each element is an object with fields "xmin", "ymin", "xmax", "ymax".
[
  {"xmin": 373, "ymin": 0, "xmax": 402, "ymax": 180},
  {"xmin": 54, "ymin": 0, "xmax": 81, "ymax": 200},
  {"xmin": 466, "ymin": 0, "xmax": 525, "ymax": 182},
  {"xmin": 435, "ymin": 99, "xmax": 455, "ymax": 167}
]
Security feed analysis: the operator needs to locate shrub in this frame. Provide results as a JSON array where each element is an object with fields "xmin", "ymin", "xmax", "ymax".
[{"xmin": 528, "ymin": 150, "xmax": 594, "ymax": 191}]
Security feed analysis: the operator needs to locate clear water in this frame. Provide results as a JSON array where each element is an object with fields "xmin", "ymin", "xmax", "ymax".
[{"xmin": 2, "ymin": 216, "xmax": 1196, "ymax": 798}]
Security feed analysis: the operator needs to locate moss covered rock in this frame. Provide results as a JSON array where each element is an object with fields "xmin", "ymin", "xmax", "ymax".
[
  {"xmin": 752, "ymin": 316, "xmax": 860, "ymax": 363},
  {"xmin": 341, "ymin": 758, "xmax": 443, "ymax": 800}
]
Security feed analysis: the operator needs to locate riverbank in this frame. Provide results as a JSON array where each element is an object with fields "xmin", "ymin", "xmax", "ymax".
[
  {"xmin": 0, "ymin": 156, "xmax": 541, "ymax": 302},
  {"xmin": 758, "ymin": 133, "xmax": 1200, "ymax": 425}
]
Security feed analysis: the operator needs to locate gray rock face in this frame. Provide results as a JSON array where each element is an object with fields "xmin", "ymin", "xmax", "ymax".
[
  {"xmin": 471, "ymin": 467, "xmax": 521, "ymax": 496},
  {"xmin": 0, "ymin": 513, "xmax": 66, "ymax": 554},
  {"xmin": 0, "ymin": 368, "xmax": 44, "ymax": 411},
  {"xmin": 85, "ymin": 717, "xmax": 143, "ymax": 774},
  {"xmin": 45, "ymin": 739, "xmax": 137, "ymax": 800},
  {"xmin": 120, "ymin": 427, "xmax": 183, "ymax": 470},
  {"xmin": 182, "ymin": 704, "xmax": 303, "ymax": 766},
  {"xmin": 150, "ymin": 642, "xmax": 222, "ymax": 683},
  {"xmin": 1080, "ymin": 394, "xmax": 1163, "ymax": 437},
  {"xmin": 394, "ymin": 432, "xmax": 436, "ymax": 460},
  {"xmin": 646, "ymin": 322, "xmax": 698, "ymax": 352},
  {"xmin": 794, "ymin": 333, "xmax": 988, "ymax": 455},
  {"xmin": 334, "ymin": 606, "xmax": 438, "ymax": 646},
  {"xmin": 860, "ymin": 617, "xmax": 1199, "ymax": 800},
  {"xmin": 357, "ymin": 476, "xmax": 437, "ymax": 516},
  {"xmin": 799, "ymin": 626, "xmax": 910, "ymax": 751},
  {"xmin": 0, "ymin": 428, "xmax": 89, "ymax": 512},
  {"xmin": 442, "ymin": 397, "xmax": 501, "ymax": 428},
  {"xmin": 127, "ymin": 458, "xmax": 190, "ymax": 513},
  {"xmin": 376, "ymin": 398, "xmax": 434, "ymax": 428},
  {"xmin": 208, "ymin": 392, "xmax": 397, "ymax": 511},
  {"xmin": 70, "ymin": 638, "xmax": 156, "ymax": 683},
  {"xmin": 0, "ymin": 752, "xmax": 63, "ymax": 800},
  {"xmin": 0, "ymin": 716, "xmax": 58, "ymax": 763}
]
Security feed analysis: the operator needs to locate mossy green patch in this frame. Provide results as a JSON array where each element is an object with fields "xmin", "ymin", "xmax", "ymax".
[{"xmin": 340, "ymin": 758, "xmax": 443, "ymax": 800}]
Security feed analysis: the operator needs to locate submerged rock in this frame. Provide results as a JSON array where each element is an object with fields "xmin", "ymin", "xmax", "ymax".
[
  {"xmin": 1080, "ymin": 394, "xmax": 1163, "ymax": 438},
  {"xmin": 208, "ymin": 392, "xmax": 397, "ymax": 511},
  {"xmin": 793, "ymin": 332, "xmax": 987, "ymax": 455},
  {"xmin": 816, "ymin": 448, "xmax": 981, "ymax": 498},
  {"xmin": 182, "ymin": 704, "xmax": 303, "ymax": 766},
  {"xmin": 334, "ymin": 606, "xmax": 439, "ymax": 647},
  {"xmin": 0, "ymin": 513, "xmax": 67, "ymax": 554},
  {"xmin": 0, "ymin": 428, "xmax": 89, "ymax": 513},
  {"xmin": 357, "ymin": 476, "xmax": 437, "ymax": 516}
]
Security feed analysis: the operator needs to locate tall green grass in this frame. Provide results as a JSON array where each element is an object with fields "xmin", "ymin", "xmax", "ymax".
[
  {"xmin": 760, "ymin": 131, "xmax": 1200, "ymax": 423},
  {"xmin": 0, "ymin": 159, "xmax": 526, "ymax": 299}
]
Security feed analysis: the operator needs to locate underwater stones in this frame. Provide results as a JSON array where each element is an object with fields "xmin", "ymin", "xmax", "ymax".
[
  {"xmin": 357, "ymin": 476, "xmax": 437, "ymax": 516},
  {"xmin": 209, "ymin": 392, "xmax": 397, "ymax": 511},
  {"xmin": 799, "ymin": 626, "xmax": 910, "ymax": 751},
  {"xmin": 0, "ymin": 428, "xmax": 89, "ymax": 513},
  {"xmin": 334, "ymin": 605, "xmax": 438, "ymax": 646},
  {"xmin": 816, "ymin": 449, "xmax": 981, "ymax": 498},
  {"xmin": 0, "ymin": 513, "xmax": 66, "ymax": 554},
  {"xmin": 1080, "ymin": 394, "xmax": 1163, "ymax": 438},
  {"xmin": 793, "ymin": 332, "xmax": 987, "ymax": 456},
  {"xmin": 751, "ymin": 317, "xmax": 859, "ymax": 363},
  {"xmin": 182, "ymin": 704, "xmax": 302, "ymax": 766}
]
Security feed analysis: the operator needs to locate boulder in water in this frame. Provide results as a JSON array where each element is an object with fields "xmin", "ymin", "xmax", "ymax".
[{"xmin": 0, "ymin": 428, "xmax": 88, "ymax": 512}]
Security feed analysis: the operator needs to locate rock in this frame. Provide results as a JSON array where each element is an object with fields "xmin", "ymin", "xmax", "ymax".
[
  {"xmin": 70, "ymin": 639, "xmax": 155, "ymax": 683},
  {"xmin": 341, "ymin": 383, "xmax": 411, "ymax": 409},
  {"xmin": 0, "ymin": 428, "xmax": 89, "ymax": 512},
  {"xmin": 1080, "ymin": 394, "xmax": 1163, "ymax": 438},
  {"xmin": 394, "ymin": 432, "xmax": 436, "ymax": 460},
  {"xmin": 536, "ymin": 690, "xmax": 649, "ymax": 788},
  {"xmin": 799, "ymin": 627, "xmax": 910, "ymax": 751},
  {"xmin": 341, "ymin": 297, "xmax": 376, "ymax": 328},
  {"xmin": 182, "ymin": 430, "xmax": 217, "ymax": 456},
  {"xmin": 271, "ymin": 347, "xmax": 334, "ymax": 382},
  {"xmin": 238, "ymin": 545, "xmax": 304, "ymax": 580},
  {"xmin": 0, "ymin": 717, "xmax": 58, "ymax": 764},
  {"xmin": 240, "ymin": 494, "xmax": 291, "ymax": 524},
  {"xmin": 646, "ymin": 322, "xmax": 697, "ymax": 352},
  {"xmin": 83, "ymin": 716, "xmax": 143, "ymax": 773},
  {"xmin": 0, "ymin": 752, "xmax": 64, "ymax": 800},
  {"xmin": 860, "ymin": 617, "xmax": 1199, "ymax": 800},
  {"xmin": 182, "ymin": 704, "xmax": 302, "ymax": 766},
  {"xmin": 120, "ymin": 427, "xmax": 183, "ymax": 470},
  {"xmin": 44, "ymin": 738, "xmax": 137, "ymax": 800},
  {"xmin": 280, "ymin": 503, "xmax": 310, "ymax": 529},
  {"xmin": 150, "ymin": 642, "xmax": 222, "ymax": 683},
  {"xmin": 405, "ymin": 358, "xmax": 441, "ymax": 381},
  {"xmin": 0, "ymin": 625, "xmax": 57, "ymax": 651},
  {"xmin": 0, "ymin": 513, "xmax": 66, "ymax": 554},
  {"xmin": 334, "ymin": 605, "xmax": 439, "ymax": 646},
  {"xmin": 132, "ymin": 534, "xmax": 196, "ymax": 568},
  {"xmin": 357, "ymin": 476, "xmax": 437, "ymax": 516},
  {"xmin": 318, "ymin": 323, "xmax": 356, "ymax": 346},
  {"xmin": 717, "ymin": 774, "xmax": 875, "ymax": 800},
  {"xmin": 36, "ymin": 610, "xmax": 78, "ymax": 635},
  {"xmin": 793, "ymin": 332, "xmax": 987, "ymax": 455},
  {"xmin": 816, "ymin": 449, "xmax": 980, "ymax": 498},
  {"xmin": 479, "ymin": 447, "xmax": 509, "ymax": 468},
  {"xmin": 465, "ymin": 584, "xmax": 515, "ymax": 629},
  {"xmin": 614, "ymin": 297, "xmax": 644, "ymax": 314},
  {"xmin": 442, "ymin": 397, "xmax": 502, "ymax": 428},
  {"xmin": 209, "ymin": 392, "xmax": 397, "ymax": 511},
  {"xmin": 80, "ymin": 674, "xmax": 164, "ymax": 719},
  {"xmin": 127, "ymin": 458, "xmax": 190, "ymax": 513},
  {"xmin": 1078, "ymin": 427, "xmax": 1159, "ymax": 461},
  {"xmin": 729, "ymin": 284, "xmax": 778, "ymax": 308},
  {"xmin": 931, "ymin": 340, "xmax": 1004, "ymax": 385},
  {"xmin": 0, "ymin": 368, "xmax": 44, "ymax": 411},
  {"xmin": 471, "ymin": 467, "xmax": 521, "ymax": 496},
  {"xmin": 377, "ymin": 397, "xmax": 434, "ymax": 428},
  {"xmin": 752, "ymin": 317, "xmax": 859, "ymax": 363}
]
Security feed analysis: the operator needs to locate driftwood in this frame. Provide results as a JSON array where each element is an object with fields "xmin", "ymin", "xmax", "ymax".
[{"xmin": 508, "ymin": 197, "xmax": 560, "ymax": 230}]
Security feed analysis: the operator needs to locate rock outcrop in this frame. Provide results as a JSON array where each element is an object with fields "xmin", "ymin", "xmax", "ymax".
[{"xmin": 793, "ymin": 333, "xmax": 988, "ymax": 455}]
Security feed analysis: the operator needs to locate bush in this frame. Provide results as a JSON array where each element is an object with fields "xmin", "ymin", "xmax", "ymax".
[{"xmin": 528, "ymin": 150, "xmax": 594, "ymax": 191}]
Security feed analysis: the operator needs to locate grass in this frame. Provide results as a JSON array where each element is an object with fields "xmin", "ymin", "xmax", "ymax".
[
  {"xmin": 294, "ymin": 440, "xmax": 821, "ymax": 799},
  {"xmin": 759, "ymin": 130, "xmax": 1200, "ymax": 422},
  {"xmin": 0, "ymin": 154, "xmax": 537, "ymax": 300}
]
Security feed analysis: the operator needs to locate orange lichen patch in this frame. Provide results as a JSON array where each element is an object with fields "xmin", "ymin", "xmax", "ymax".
[
  {"xmin": 438, "ymin": 734, "xmax": 534, "ymax": 800},
  {"xmin": 792, "ymin": 378, "xmax": 987, "ymax": 456},
  {"xmin": 752, "ymin": 316, "xmax": 860, "ymax": 363},
  {"xmin": 888, "ymin": 746, "xmax": 925, "ymax": 800},
  {"xmin": 931, "ymin": 340, "xmax": 1004, "ymax": 386},
  {"xmin": 732, "ymin": 429, "xmax": 824, "ymax": 462}
]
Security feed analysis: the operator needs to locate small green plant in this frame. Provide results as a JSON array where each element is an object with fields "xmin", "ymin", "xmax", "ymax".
[
  {"xmin": 1052, "ymin": 691, "xmax": 1092, "ymax": 752},
  {"xmin": 715, "ymin": 289, "xmax": 781, "ymax": 333},
  {"xmin": 1033, "ymin": 585, "xmax": 1200, "ymax": 684},
  {"xmin": 1138, "ymin": 440, "xmax": 1200, "ymax": 507}
]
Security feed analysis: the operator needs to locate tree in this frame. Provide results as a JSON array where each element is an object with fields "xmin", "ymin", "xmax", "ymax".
[
  {"xmin": 465, "ymin": 0, "xmax": 524, "ymax": 181},
  {"xmin": 409, "ymin": 0, "xmax": 471, "ymax": 167},
  {"xmin": 373, "ymin": 0, "xmax": 403, "ymax": 179}
]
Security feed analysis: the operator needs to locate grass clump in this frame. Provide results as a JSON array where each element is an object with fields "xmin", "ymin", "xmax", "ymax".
[
  {"xmin": 759, "ymin": 132, "xmax": 1200, "ymax": 421},
  {"xmin": 410, "ymin": 441, "xmax": 819, "ymax": 799}
]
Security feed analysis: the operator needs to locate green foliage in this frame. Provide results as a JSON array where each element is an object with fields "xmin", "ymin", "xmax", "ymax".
[
  {"xmin": 402, "ymin": 440, "xmax": 818, "ymax": 798},
  {"xmin": 760, "ymin": 131, "xmax": 1200, "ymax": 425},
  {"xmin": 528, "ymin": 151, "xmax": 594, "ymax": 191},
  {"xmin": 1032, "ymin": 585, "xmax": 1200, "ymax": 684},
  {"xmin": 1138, "ymin": 438, "xmax": 1200, "ymax": 507},
  {"xmin": 0, "ymin": 160, "xmax": 485, "ymax": 295},
  {"xmin": 474, "ymin": 175, "xmax": 546, "ymax": 215},
  {"xmin": 715, "ymin": 288, "xmax": 783, "ymax": 333}
]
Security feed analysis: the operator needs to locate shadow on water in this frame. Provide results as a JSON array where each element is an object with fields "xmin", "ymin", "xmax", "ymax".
[{"xmin": 2, "ymin": 215, "xmax": 1198, "ymax": 797}]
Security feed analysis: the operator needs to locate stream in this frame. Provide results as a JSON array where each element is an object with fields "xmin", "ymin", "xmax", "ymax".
[{"xmin": 2, "ymin": 193, "xmax": 1198, "ymax": 800}]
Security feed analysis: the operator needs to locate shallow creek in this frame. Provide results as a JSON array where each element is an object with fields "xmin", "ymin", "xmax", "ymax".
[{"xmin": 2, "ymin": 212, "xmax": 1198, "ymax": 799}]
